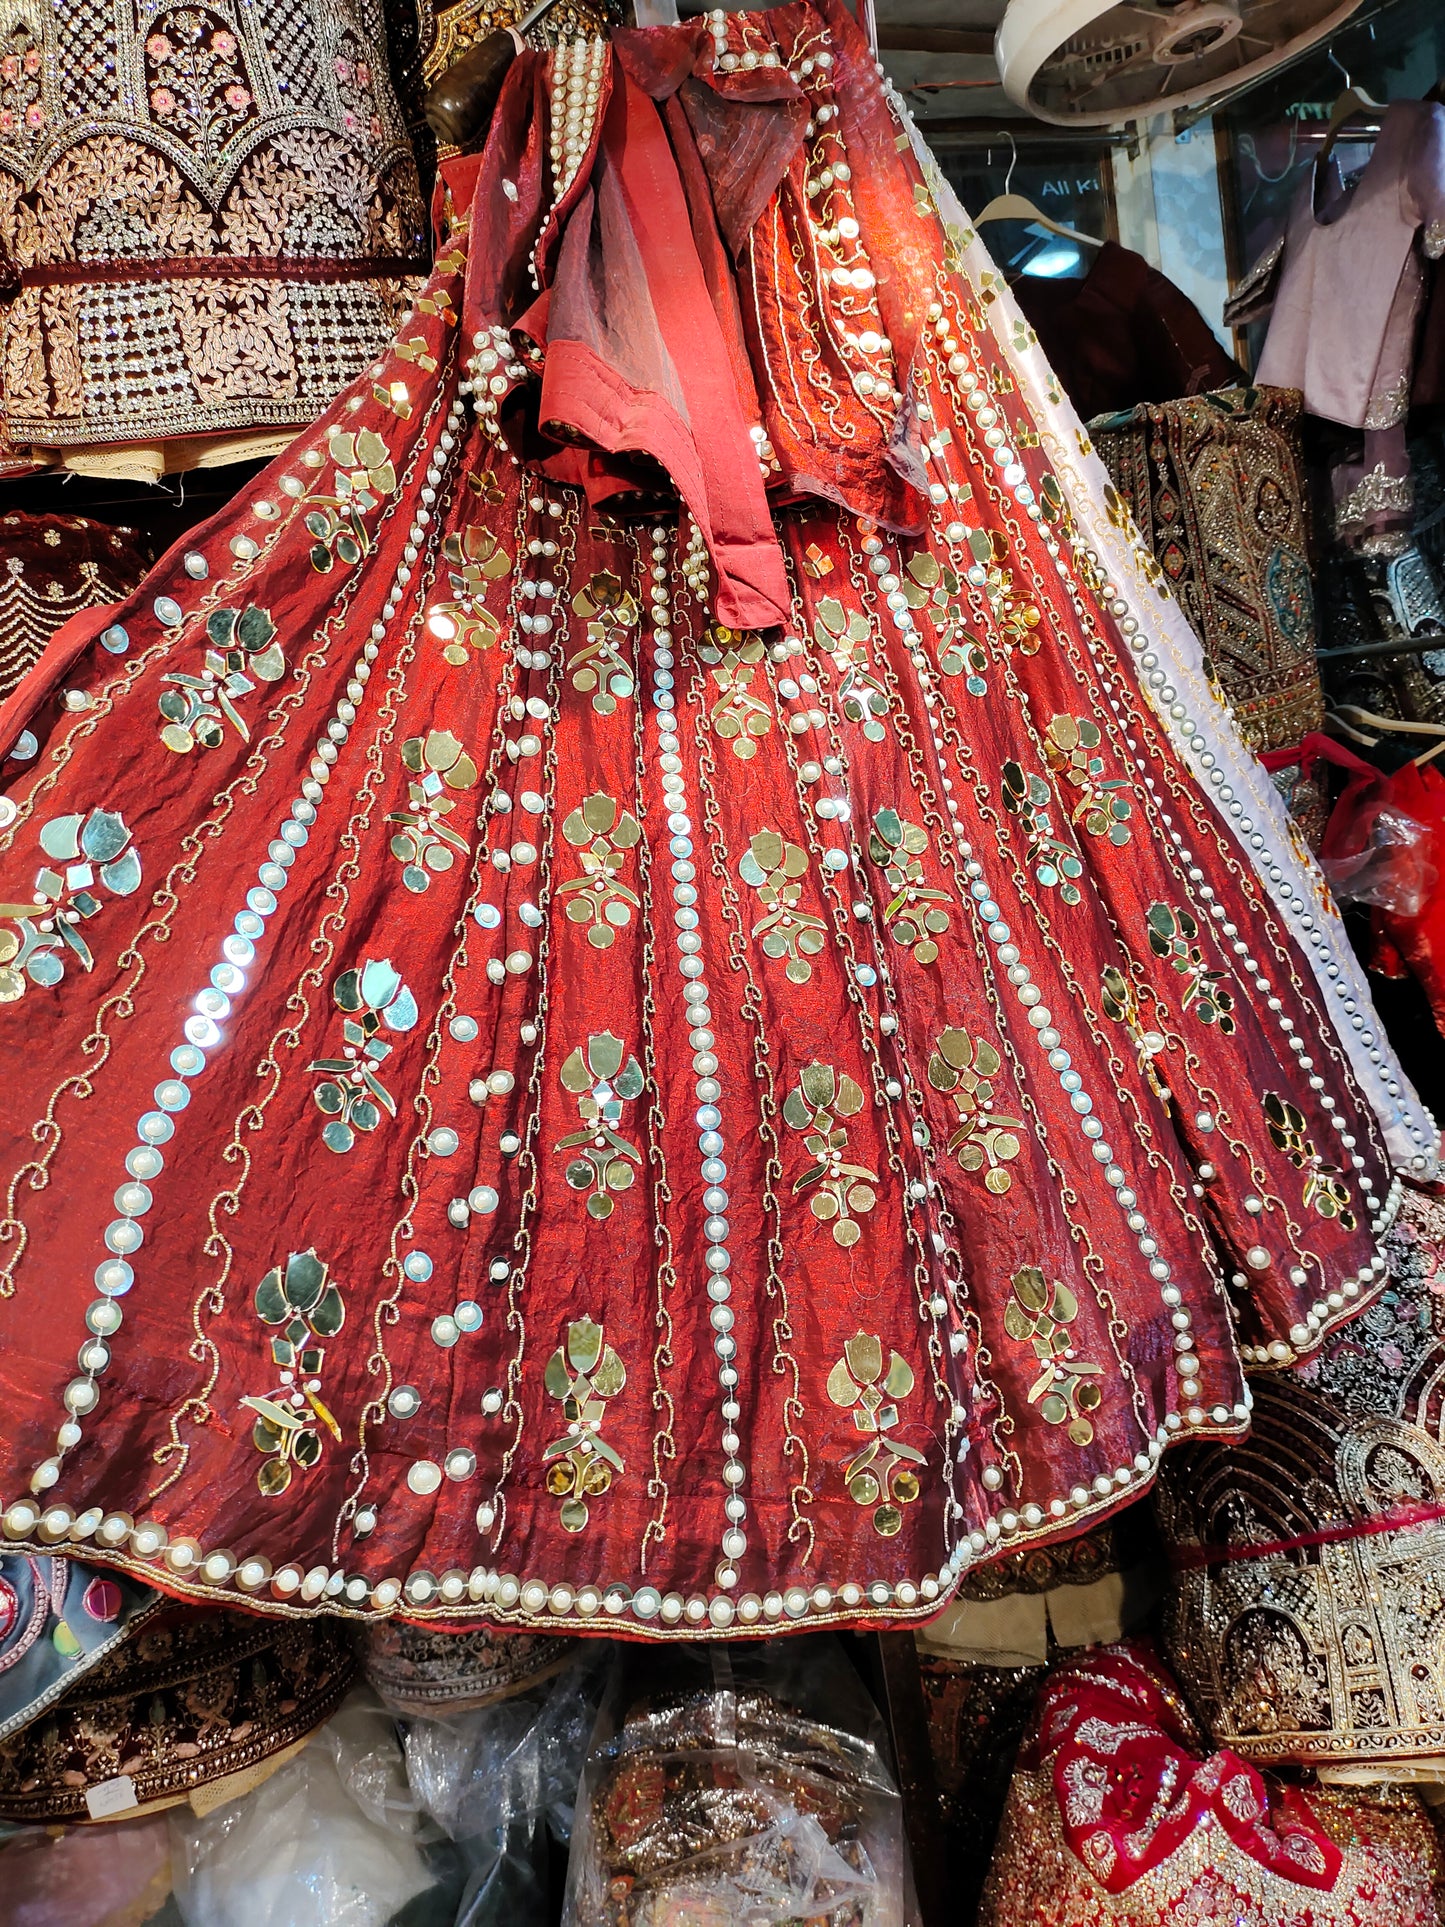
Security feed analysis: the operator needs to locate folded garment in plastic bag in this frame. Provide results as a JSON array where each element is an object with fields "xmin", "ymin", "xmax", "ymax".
[
  {"xmin": 169, "ymin": 1693, "xmax": 442, "ymax": 1927},
  {"xmin": 563, "ymin": 1637, "xmax": 911, "ymax": 1927}
]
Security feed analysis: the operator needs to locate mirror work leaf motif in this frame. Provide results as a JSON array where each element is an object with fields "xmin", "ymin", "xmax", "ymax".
[
  {"xmin": 306, "ymin": 426, "xmax": 398, "ymax": 575},
  {"xmin": 1100, "ymin": 965, "xmax": 1171, "ymax": 1104},
  {"xmin": 556, "ymin": 1033, "xmax": 645, "ymax": 1219},
  {"xmin": 1001, "ymin": 759, "xmax": 1085, "ymax": 904},
  {"xmin": 427, "ymin": 526, "xmax": 512, "ymax": 664},
  {"xmin": 542, "ymin": 1317, "xmax": 626, "ymax": 1531},
  {"xmin": 386, "ymin": 731, "xmax": 480, "ymax": 894},
  {"xmin": 902, "ymin": 553, "xmax": 989, "ymax": 694},
  {"xmin": 158, "ymin": 604, "xmax": 283, "ymax": 755},
  {"xmin": 927, "ymin": 1029, "xmax": 1026, "ymax": 1195},
  {"xmin": 568, "ymin": 572, "xmax": 639, "ymax": 715},
  {"xmin": 1042, "ymin": 715, "xmax": 1132, "ymax": 845},
  {"xmin": 698, "ymin": 625, "xmax": 773, "ymax": 758},
  {"xmin": 739, "ymin": 830, "xmax": 827, "ymax": 984},
  {"xmin": 308, "ymin": 958, "xmax": 420, "ymax": 1153},
  {"xmin": 559, "ymin": 793, "xmax": 642, "ymax": 949},
  {"xmin": 826, "ymin": 1331, "xmax": 925, "ymax": 1537},
  {"xmin": 1263, "ymin": 1091, "xmax": 1356, "ymax": 1229},
  {"xmin": 1145, "ymin": 902, "xmax": 1236, "ymax": 1033},
  {"xmin": 242, "ymin": 1249, "xmax": 346, "ymax": 1497},
  {"xmin": 814, "ymin": 596, "xmax": 890, "ymax": 740},
  {"xmin": 783, "ymin": 1062, "xmax": 880, "ymax": 1246},
  {"xmin": 0, "ymin": 809, "xmax": 143, "ymax": 998},
  {"xmin": 1003, "ymin": 1265, "xmax": 1103, "ymax": 1446},
  {"xmin": 867, "ymin": 808, "xmax": 951, "ymax": 964}
]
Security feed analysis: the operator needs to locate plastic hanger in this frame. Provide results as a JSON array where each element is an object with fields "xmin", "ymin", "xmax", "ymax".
[
  {"xmin": 974, "ymin": 133, "xmax": 1103, "ymax": 250},
  {"xmin": 1317, "ymin": 50, "xmax": 1386, "ymax": 170}
]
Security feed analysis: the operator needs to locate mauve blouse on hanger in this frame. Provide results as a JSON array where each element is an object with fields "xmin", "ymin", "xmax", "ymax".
[{"xmin": 1256, "ymin": 100, "xmax": 1445, "ymax": 434}]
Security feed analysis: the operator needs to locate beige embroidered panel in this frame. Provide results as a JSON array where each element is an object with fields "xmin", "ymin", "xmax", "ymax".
[{"xmin": 0, "ymin": 0, "xmax": 427, "ymax": 449}]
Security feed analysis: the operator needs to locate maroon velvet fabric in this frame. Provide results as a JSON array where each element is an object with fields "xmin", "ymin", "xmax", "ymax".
[{"xmin": 1014, "ymin": 240, "xmax": 1242, "ymax": 420}]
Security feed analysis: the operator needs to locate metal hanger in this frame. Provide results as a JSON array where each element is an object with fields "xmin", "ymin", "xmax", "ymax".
[{"xmin": 974, "ymin": 132, "xmax": 1103, "ymax": 250}]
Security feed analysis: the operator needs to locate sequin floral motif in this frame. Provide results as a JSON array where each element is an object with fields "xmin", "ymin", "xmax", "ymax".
[
  {"xmin": 306, "ymin": 427, "xmax": 398, "ymax": 573},
  {"xmin": 977, "ymin": 549, "xmax": 1042, "ymax": 658},
  {"xmin": 1002, "ymin": 760, "xmax": 1085, "ymax": 903},
  {"xmin": 1263, "ymin": 1092, "xmax": 1357, "ymax": 1228},
  {"xmin": 904, "ymin": 552, "xmax": 986, "ymax": 691},
  {"xmin": 868, "ymin": 809, "xmax": 951, "ymax": 963},
  {"xmin": 427, "ymin": 527, "xmax": 510, "ymax": 663},
  {"xmin": 241, "ymin": 1250, "xmax": 346, "ymax": 1496},
  {"xmin": 1146, "ymin": 903, "xmax": 1236, "ymax": 1032},
  {"xmin": 927, "ymin": 1030, "xmax": 1025, "ymax": 1194},
  {"xmin": 784, "ymin": 1062, "xmax": 880, "ymax": 1246},
  {"xmin": 0, "ymin": 809, "xmax": 141, "ymax": 996},
  {"xmin": 307, "ymin": 958, "xmax": 419, "ymax": 1153},
  {"xmin": 559, "ymin": 794, "xmax": 641, "ymax": 949},
  {"xmin": 158, "ymin": 603, "xmax": 284, "ymax": 754},
  {"xmin": 739, "ymin": 831, "xmax": 827, "ymax": 983},
  {"xmin": 386, "ymin": 731, "xmax": 479, "ymax": 893},
  {"xmin": 826, "ymin": 1333, "xmax": 925, "ymax": 1538},
  {"xmin": 1003, "ymin": 1265, "xmax": 1103, "ymax": 1445},
  {"xmin": 543, "ymin": 1316, "xmax": 625, "ymax": 1532},
  {"xmin": 1042, "ymin": 716, "xmax": 1133, "ymax": 844},
  {"xmin": 812, "ymin": 596, "xmax": 888, "ymax": 741},
  {"xmin": 556, "ymin": 1033, "xmax": 645, "ymax": 1219},
  {"xmin": 568, "ymin": 572, "xmax": 639, "ymax": 715},
  {"xmin": 1100, "ymin": 966, "xmax": 1170, "ymax": 1102},
  {"xmin": 699, "ymin": 626, "xmax": 772, "ymax": 758}
]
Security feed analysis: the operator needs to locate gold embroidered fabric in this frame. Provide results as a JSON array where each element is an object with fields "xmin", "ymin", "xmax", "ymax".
[
  {"xmin": 981, "ymin": 1769, "xmax": 1445, "ymax": 1926},
  {"xmin": 0, "ymin": 1605, "xmax": 354, "ymax": 1821},
  {"xmin": 1159, "ymin": 1190, "xmax": 1445, "ymax": 1776},
  {"xmin": 0, "ymin": 0, "xmax": 427, "ymax": 452},
  {"xmin": 1091, "ymin": 387, "xmax": 1325, "ymax": 757}
]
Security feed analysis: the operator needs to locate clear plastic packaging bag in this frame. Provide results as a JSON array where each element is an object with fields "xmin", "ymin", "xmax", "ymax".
[
  {"xmin": 169, "ymin": 1692, "xmax": 450, "ymax": 1927},
  {"xmin": 1318, "ymin": 806, "xmax": 1438, "ymax": 916},
  {"xmin": 562, "ymin": 1637, "xmax": 911, "ymax": 1927},
  {"xmin": 398, "ymin": 1642, "xmax": 609, "ymax": 1927}
]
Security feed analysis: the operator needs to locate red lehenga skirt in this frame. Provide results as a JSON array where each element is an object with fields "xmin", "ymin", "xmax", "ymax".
[{"xmin": 0, "ymin": 0, "xmax": 1422, "ymax": 1638}]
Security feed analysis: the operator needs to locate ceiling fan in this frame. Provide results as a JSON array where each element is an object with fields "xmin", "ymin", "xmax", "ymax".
[{"xmin": 996, "ymin": 0, "xmax": 1367, "ymax": 126}]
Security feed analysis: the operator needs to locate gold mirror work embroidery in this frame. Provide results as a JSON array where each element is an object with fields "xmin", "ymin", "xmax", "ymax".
[
  {"xmin": 903, "ymin": 552, "xmax": 986, "ymax": 692},
  {"xmin": 559, "ymin": 793, "xmax": 642, "ymax": 949},
  {"xmin": 306, "ymin": 428, "xmax": 398, "ymax": 574},
  {"xmin": 927, "ymin": 1029, "xmax": 1025, "ymax": 1194},
  {"xmin": 1002, "ymin": 760, "xmax": 1085, "ymax": 903},
  {"xmin": 308, "ymin": 958, "xmax": 419, "ymax": 1153},
  {"xmin": 387, "ymin": 730, "xmax": 480, "ymax": 893},
  {"xmin": 739, "ymin": 830, "xmax": 827, "ymax": 983},
  {"xmin": 699, "ymin": 626, "xmax": 772, "ymax": 757},
  {"xmin": 813, "ymin": 596, "xmax": 889, "ymax": 740},
  {"xmin": 1042, "ymin": 715, "xmax": 1133, "ymax": 844},
  {"xmin": 0, "ymin": 808, "xmax": 142, "ymax": 996},
  {"xmin": 1264, "ymin": 1092, "xmax": 1357, "ymax": 1228},
  {"xmin": 783, "ymin": 1062, "xmax": 880, "ymax": 1246},
  {"xmin": 158, "ymin": 603, "xmax": 283, "ymax": 754},
  {"xmin": 543, "ymin": 1316, "xmax": 626, "ymax": 1532},
  {"xmin": 568, "ymin": 571, "xmax": 639, "ymax": 714},
  {"xmin": 1146, "ymin": 902, "xmax": 1236, "ymax": 1032},
  {"xmin": 826, "ymin": 1332, "xmax": 925, "ymax": 1537},
  {"xmin": 1003, "ymin": 1265, "xmax": 1103, "ymax": 1446},
  {"xmin": 427, "ymin": 526, "xmax": 511, "ymax": 663},
  {"xmin": 242, "ymin": 1250, "xmax": 346, "ymax": 1497},
  {"xmin": 556, "ymin": 1032, "xmax": 645, "ymax": 1219},
  {"xmin": 868, "ymin": 809, "xmax": 951, "ymax": 963}
]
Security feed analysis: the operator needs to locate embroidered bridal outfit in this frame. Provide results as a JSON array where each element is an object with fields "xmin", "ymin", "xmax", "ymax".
[{"xmin": 0, "ymin": 0, "xmax": 1433, "ymax": 1641}]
